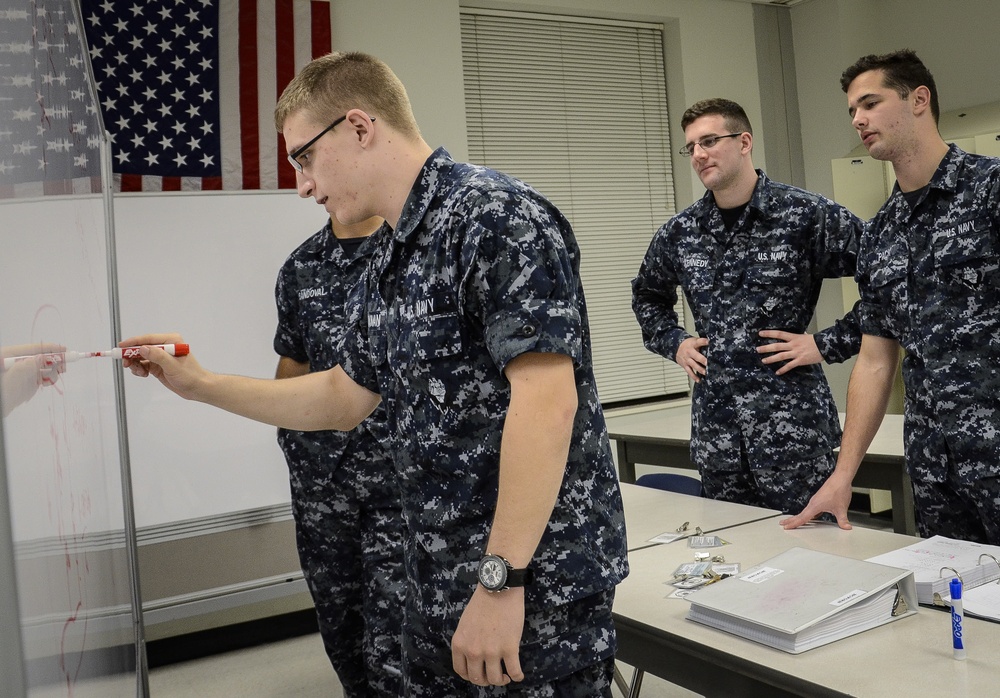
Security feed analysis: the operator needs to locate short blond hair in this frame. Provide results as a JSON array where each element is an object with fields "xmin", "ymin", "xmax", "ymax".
[{"xmin": 274, "ymin": 52, "xmax": 421, "ymax": 139}]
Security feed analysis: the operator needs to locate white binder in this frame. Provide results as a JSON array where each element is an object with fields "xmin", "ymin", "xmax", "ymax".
[
  {"xmin": 686, "ymin": 547, "xmax": 918, "ymax": 653},
  {"xmin": 867, "ymin": 535, "xmax": 1000, "ymax": 620}
]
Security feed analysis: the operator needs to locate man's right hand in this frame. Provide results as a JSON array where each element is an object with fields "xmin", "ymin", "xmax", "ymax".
[
  {"xmin": 120, "ymin": 333, "xmax": 206, "ymax": 401},
  {"xmin": 676, "ymin": 336, "xmax": 709, "ymax": 383},
  {"xmin": 779, "ymin": 470, "xmax": 854, "ymax": 530}
]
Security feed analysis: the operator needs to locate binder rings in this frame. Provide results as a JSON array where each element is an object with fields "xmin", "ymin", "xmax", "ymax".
[
  {"xmin": 867, "ymin": 535, "xmax": 1000, "ymax": 620},
  {"xmin": 686, "ymin": 547, "xmax": 917, "ymax": 653}
]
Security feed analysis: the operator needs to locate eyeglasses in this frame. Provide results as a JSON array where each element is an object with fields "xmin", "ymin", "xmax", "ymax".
[
  {"xmin": 287, "ymin": 114, "xmax": 377, "ymax": 173},
  {"xmin": 287, "ymin": 116, "xmax": 345, "ymax": 173},
  {"xmin": 679, "ymin": 133, "xmax": 743, "ymax": 157}
]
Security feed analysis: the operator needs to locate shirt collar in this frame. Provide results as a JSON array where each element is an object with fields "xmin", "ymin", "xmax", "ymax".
[
  {"xmin": 391, "ymin": 146, "xmax": 454, "ymax": 243},
  {"xmin": 928, "ymin": 142, "xmax": 965, "ymax": 194},
  {"xmin": 697, "ymin": 169, "xmax": 768, "ymax": 226},
  {"xmin": 886, "ymin": 142, "xmax": 964, "ymax": 208}
]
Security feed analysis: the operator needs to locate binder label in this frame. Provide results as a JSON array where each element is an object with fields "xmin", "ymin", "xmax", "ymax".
[
  {"xmin": 741, "ymin": 566, "xmax": 784, "ymax": 584},
  {"xmin": 831, "ymin": 589, "xmax": 867, "ymax": 606}
]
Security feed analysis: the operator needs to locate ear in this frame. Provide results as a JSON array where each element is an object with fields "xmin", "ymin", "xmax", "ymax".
[
  {"xmin": 910, "ymin": 85, "xmax": 932, "ymax": 117},
  {"xmin": 740, "ymin": 131, "xmax": 753, "ymax": 156},
  {"xmin": 345, "ymin": 108, "xmax": 376, "ymax": 147}
]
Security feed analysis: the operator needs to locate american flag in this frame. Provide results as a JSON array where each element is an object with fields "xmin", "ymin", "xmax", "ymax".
[
  {"xmin": 81, "ymin": 0, "xmax": 332, "ymax": 192},
  {"xmin": 0, "ymin": 0, "xmax": 104, "ymax": 199}
]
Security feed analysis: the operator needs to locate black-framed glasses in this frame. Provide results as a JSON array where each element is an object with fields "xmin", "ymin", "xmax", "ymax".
[
  {"xmin": 287, "ymin": 114, "xmax": 376, "ymax": 173},
  {"xmin": 679, "ymin": 133, "xmax": 743, "ymax": 157}
]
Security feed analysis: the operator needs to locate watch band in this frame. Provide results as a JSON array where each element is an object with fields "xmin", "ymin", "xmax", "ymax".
[
  {"xmin": 478, "ymin": 553, "xmax": 534, "ymax": 591},
  {"xmin": 505, "ymin": 565, "xmax": 535, "ymax": 587}
]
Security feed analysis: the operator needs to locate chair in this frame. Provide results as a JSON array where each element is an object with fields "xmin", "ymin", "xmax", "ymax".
[
  {"xmin": 634, "ymin": 472, "xmax": 702, "ymax": 497},
  {"xmin": 614, "ymin": 472, "xmax": 703, "ymax": 697}
]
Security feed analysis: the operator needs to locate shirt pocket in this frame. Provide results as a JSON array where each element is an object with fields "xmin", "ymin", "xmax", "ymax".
[
  {"xmin": 863, "ymin": 259, "xmax": 908, "ymax": 338},
  {"xmin": 681, "ymin": 257, "xmax": 715, "ymax": 311},
  {"xmin": 744, "ymin": 261, "xmax": 801, "ymax": 321},
  {"xmin": 392, "ymin": 311, "xmax": 465, "ymax": 403},
  {"xmin": 933, "ymin": 220, "xmax": 999, "ymax": 292}
]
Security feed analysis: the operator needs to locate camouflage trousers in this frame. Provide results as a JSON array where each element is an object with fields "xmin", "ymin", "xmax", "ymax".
[
  {"xmin": 284, "ymin": 435, "xmax": 406, "ymax": 698},
  {"xmin": 911, "ymin": 474, "xmax": 1000, "ymax": 545},
  {"xmin": 402, "ymin": 589, "xmax": 617, "ymax": 696},
  {"xmin": 700, "ymin": 447, "xmax": 836, "ymax": 515}
]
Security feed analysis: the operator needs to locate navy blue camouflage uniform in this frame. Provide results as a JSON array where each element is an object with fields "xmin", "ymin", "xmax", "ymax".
[
  {"xmin": 274, "ymin": 222, "xmax": 406, "ymax": 697},
  {"xmin": 632, "ymin": 171, "xmax": 863, "ymax": 513},
  {"xmin": 857, "ymin": 144, "xmax": 1000, "ymax": 544},
  {"xmin": 334, "ymin": 148, "xmax": 629, "ymax": 696}
]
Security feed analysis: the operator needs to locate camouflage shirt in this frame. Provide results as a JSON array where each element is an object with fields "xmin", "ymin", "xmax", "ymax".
[
  {"xmin": 273, "ymin": 220, "xmax": 390, "ymax": 457},
  {"xmin": 858, "ymin": 144, "xmax": 1000, "ymax": 484},
  {"xmin": 334, "ymin": 148, "xmax": 628, "ymax": 633},
  {"xmin": 632, "ymin": 171, "xmax": 863, "ymax": 470}
]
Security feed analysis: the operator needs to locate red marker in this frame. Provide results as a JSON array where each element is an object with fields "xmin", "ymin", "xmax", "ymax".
[
  {"xmin": 3, "ymin": 343, "xmax": 189, "ymax": 369},
  {"xmin": 101, "ymin": 343, "xmax": 190, "ymax": 360}
]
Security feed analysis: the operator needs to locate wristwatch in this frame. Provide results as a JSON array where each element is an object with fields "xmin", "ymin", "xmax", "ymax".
[{"xmin": 477, "ymin": 554, "xmax": 534, "ymax": 592}]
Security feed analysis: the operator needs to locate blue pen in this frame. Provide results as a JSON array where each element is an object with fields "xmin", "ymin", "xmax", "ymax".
[{"xmin": 951, "ymin": 577, "xmax": 966, "ymax": 660}]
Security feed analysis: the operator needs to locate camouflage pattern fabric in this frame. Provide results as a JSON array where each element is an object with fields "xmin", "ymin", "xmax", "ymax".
[
  {"xmin": 910, "ymin": 475, "xmax": 1000, "ymax": 544},
  {"xmin": 334, "ymin": 148, "xmax": 628, "ymax": 691},
  {"xmin": 700, "ymin": 451, "xmax": 836, "ymax": 514},
  {"xmin": 274, "ymin": 224, "xmax": 405, "ymax": 696},
  {"xmin": 857, "ymin": 144, "xmax": 1000, "ymax": 544},
  {"xmin": 401, "ymin": 591, "xmax": 616, "ymax": 696},
  {"xmin": 632, "ymin": 170, "xmax": 862, "ymax": 507}
]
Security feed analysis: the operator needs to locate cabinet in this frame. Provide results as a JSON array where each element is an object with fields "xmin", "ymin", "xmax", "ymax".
[
  {"xmin": 975, "ymin": 131, "xmax": 1000, "ymax": 156},
  {"xmin": 830, "ymin": 155, "xmax": 890, "ymax": 219}
]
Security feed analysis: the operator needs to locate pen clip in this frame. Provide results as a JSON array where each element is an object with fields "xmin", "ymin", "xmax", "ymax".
[{"xmin": 676, "ymin": 521, "xmax": 689, "ymax": 533}]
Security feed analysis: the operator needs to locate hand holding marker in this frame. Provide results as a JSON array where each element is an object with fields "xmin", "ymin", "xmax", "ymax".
[{"xmin": 2, "ymin": 343, "xmax": 189, "ymax": 370}]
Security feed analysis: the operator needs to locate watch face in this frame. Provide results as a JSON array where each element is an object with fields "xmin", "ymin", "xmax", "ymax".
[{"xmin": 479, "ymin": 557, "xmax": 507, "ymax": 590}]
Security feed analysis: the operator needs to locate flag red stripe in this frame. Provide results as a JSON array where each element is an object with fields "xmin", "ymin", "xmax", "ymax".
[
  {"xmin": 43, "ymin": 180, "xmax": 73, "ymax": 196},
  {"xmin": 202, "ymin": 176, "xmax": 223, "ymax": 191},
  {"xmin": 239, "ymin": 0, "xmax": 261, "ymax": 190},
  {"xmin": 120, "ymin": 174, "xmax": 143, "ymax": 192},
  {"xmin": 311, "ymin": 1, "xmax": 331, "ymax": 57},
  {"xmin": 162, "ymin": 177, "xmax": 182, "ymax": 191},
  {"xmin": 275, "ymin": 0, "xmax": 296, "ymax": 189}
]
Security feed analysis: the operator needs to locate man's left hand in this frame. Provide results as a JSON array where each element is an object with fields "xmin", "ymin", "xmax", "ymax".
[
  {"xmin": 757, "ymin": 330, "xmax": 822, "ymax": 375},
  {"xmin": 451, "ymin": 585, "xmax": 525, "ymax": 687}
]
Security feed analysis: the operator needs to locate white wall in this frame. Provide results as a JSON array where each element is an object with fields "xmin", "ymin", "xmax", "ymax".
[
  {"xmin": 791, "ymin": 0, "xmax": 1000, "ymax": 198},
  {"xmin": 329, "ymin": 0, "xmax": 470, "ymax": 161}
]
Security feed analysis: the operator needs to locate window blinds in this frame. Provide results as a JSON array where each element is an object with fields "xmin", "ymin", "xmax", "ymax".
[{"xmin": 460, "ymin": 9, "xmax": 689, "ymax": 403}]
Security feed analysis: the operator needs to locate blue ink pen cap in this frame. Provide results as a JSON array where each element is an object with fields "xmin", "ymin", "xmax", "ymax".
[{"xmin": 951, "ymin": 577, "xmax": 963, "ymax": 599}]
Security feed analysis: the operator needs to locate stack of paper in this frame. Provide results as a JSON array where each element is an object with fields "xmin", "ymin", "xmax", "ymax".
[
  {"xmin": 686, "ymin": 547, "xmax": 917, "ymax": 653},
  {"xmin": 867, "ymin": 535, "xmax": 1000, "ymax": 620}
]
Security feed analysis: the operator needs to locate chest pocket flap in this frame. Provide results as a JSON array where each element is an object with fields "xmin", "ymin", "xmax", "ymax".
[
  {"xmin": 933, "ymin": 219, "xmax": 999, "ymax": 290},
  {"xmin": 933, "ymin": 219, "xmax": 995, "ymax": 267},
  {"xmin": 744, "ymin": 261, "xmax": 797, "ymax": 286},
  {"xmin": 399, "ymin": 311, "xmax": 464, "ymax": 368}
]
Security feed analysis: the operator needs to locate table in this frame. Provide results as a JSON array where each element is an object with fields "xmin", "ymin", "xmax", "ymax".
[
  {"xmin": 614, "ymin": 518, "xmax": 1000, "ymax": 697},
  {"xmin": 607, "ymin": 403, "xmax": 915, "ymax": 535},
  {"xmin": 619, "ymin": 482, "xmax": 781, "ymax": 551}
]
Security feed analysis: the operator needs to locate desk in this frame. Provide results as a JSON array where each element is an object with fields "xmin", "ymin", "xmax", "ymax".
[
  {"xmin": 607, "ymin": 403, "xmax": 915, "ymax": 536},
  {"xmin": 619, "ymin": 482, "xmax": 781, "ymax": 551},
  {"xmin": 614, "ymin": 519, "xmax": 1000, "ymax": 697}
]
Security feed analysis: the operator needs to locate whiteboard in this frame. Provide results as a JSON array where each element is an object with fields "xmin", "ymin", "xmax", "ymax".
[
  {"xmin": 115, "ymin": 191, "xmax": 328, "ymax": 528},
  {"xmin": 0, "ymin": 1, "xmax": 141, "ymax": 695},
  {"xmin": 0, "ymin": 194, "xmax": 139, "ymax": 696}
]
